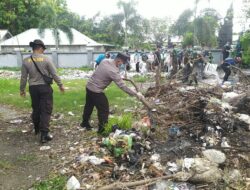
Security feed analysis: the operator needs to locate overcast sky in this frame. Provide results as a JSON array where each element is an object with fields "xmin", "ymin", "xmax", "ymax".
[{"xmin": 66, "ymin": 0, "xmax": 248, "ymax": 32}]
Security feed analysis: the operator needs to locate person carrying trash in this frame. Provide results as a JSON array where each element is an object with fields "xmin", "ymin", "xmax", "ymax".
[
  {"xmin": 221, "ymin": 57, "xmax": 235, "ymax": 84},
  {"xmin": 80, "ymin": 52, "xmax": 144, "ymax": 134},
  {"xmin": 20, "ymin": 39, "xmax": 65, "ymax": 143}
]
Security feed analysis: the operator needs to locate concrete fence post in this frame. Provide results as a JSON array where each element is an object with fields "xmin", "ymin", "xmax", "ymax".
[
  {"xmin": 16, "ymin": 51, "xmax": 23, "ymax": 67},
  {"xmin": 52, "ymin": 51, "xmax": 59, "ymax": 68},
  {"xmin": 87, "ymin": 48, "xmax": 94, "ymax": 66}
]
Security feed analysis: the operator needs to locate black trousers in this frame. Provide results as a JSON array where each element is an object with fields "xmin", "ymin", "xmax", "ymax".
[
  {"xmin": 29, "ymin": 85, "xmax": 53, "ymax": 133},
  {"xmin": 221, "ymin": 64, "xmax": 231, "ymax": 82},
  {"xmin": 82, "ymin": 88, "xmax": 109, "ymax": 129},
  {"xmin": 136, "ymin": 62, "xmax": 140, "ymax": 72}
]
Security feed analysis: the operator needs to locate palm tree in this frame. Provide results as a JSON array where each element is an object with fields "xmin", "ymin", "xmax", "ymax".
[
  {"xmin": 37, "ymin": 0, "xmax": 73, "ymax": 50},
  {"xmin": 117, "ymin": 0, "xmax": 138, "ymax": 47},
  {"xmin": 193, "ymin": 0, "xmax": 200, "ymax": 45}
]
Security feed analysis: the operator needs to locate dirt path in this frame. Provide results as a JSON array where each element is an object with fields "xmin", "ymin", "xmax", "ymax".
[
  {"xmin": 0, "ymin": 104, "xmax": 97, "ymax": 190},
  {"xmin": 0, "ymin": 105, "xmax": 54, "ymax": 190}
]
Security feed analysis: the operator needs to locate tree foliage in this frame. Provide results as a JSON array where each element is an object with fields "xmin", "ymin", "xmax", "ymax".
[
  {"xmin": 183, "ymin": 32, "xmax": 194, "ymax": 47},
  {"xmin": 0, "ymin": 0, "xmax": 237, "ymax": 50},
  {"xmin": 171, "ymin": 9, "xmax": 193, "ymax": 36},
  {"xmin": 146, "ymin": 17, "xmax": 169, "ymax": 46},
  {"xmin": 194, "ymin": 13, "xmax": 218, "ymax": 47},
  {"xmin": 37, "ymin": 0, "xmax": 73, "ymax": 49},
  {"xmin": 218, "ymin": 3, "xmax": 233, "ymax": 48},
  {"xmin": 240, "ymin": 31, "xmax": 250, "ymax": 66},
  {"xmin": 170, "ymin": 7, "xmax": 220, "ymax": 47},
  {"xmin": 0, "ymin": 0, "xmax": 42, "ymax": 35}
]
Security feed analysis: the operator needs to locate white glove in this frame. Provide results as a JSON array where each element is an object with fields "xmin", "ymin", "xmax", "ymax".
[{"xmin": 136, "ymin": 92, "xmax": 144, "ymax": 100}]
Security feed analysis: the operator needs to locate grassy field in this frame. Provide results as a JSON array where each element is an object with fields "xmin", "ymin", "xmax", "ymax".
[
  {"xmin": 0, "ymin": 78, "xmax": 138, "ymax": 117},
  {"xmin": 0, "ymin": 66, "xmax": 93, "ymax": 72}
]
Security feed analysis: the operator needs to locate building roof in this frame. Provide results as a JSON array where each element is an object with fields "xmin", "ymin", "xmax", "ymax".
[
  {"xmin": 0, "ymin": 30, "xmax": 11, "ymax": 40},
  {"xmin": 0, "ymin": 28, "xmax": 102, "ymax": 47}
]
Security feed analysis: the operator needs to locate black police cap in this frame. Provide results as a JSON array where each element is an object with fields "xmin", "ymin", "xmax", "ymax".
[{"xmin": 29, "ymin": 39, "xmax": 46, "ymax": 49}]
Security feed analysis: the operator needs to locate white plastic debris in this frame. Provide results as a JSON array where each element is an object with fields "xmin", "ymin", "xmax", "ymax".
[
  {"xmin": 222, "ymin": 92, "xmax": 240, "ymax": 102},
  {"xmin": 153, "ymin": 162, "xmax": 164, "ymax": 171},
  {"xmin": 183, "ymin": 158, "xmax": 195, "ymax": 171},
  {"xmin": 181, "ymin": 157, "xmax": 223, "ymax": 183},
  {"xmin": 221, "ymin": 137, "xmax": 231, "ymax": 148},
  {"xmin": 150, "ymin": 153, "xmax": 160, "ymax": 163},
  {"xmin": 202, "ymin": 149, "xmax": 226, "ymax": 164},
  {"xmin": 66, "ymin": 176, "xmax": 80, "ymax": 190},
  {"xmin": 10, "ymin": 119, "xmax": 23, "ymax": 124},
  {"xmin": 167, "ymin": 162, "xmax": 179, "ymax": 172},
  {"xmin": 236, "ymin": 113, "xmax": 250, "ymax": 125},
  {"xmin": 179, "ymin": 86, "xmax": 196, "ymax": 92},
  {"xmin": 78, "ymin": 154, "xmax": 105, "ymax": 165},
  {"xmin": 69, "ymin": 147, "xmax": 76, "ymax": 151},
  {"xmin": 68, "ymin": 111, "xmax": 75, "ymax": 116},
  {"xmin": 39, "ymin": 146, "xmax": 51, "ymax": 151},
  {"xmin": 88, "ymin": 156, "xmax": 105, "ymax": 165},
  {"xmin": 228, "ymin": 169, "xmax": 242, "ymax": 182}
]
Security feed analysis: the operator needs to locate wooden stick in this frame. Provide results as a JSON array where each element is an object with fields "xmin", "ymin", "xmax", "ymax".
[
  {"xmin": 97, "ymin": 174, "xmax": 174, "ymax": 190},
  {"xmin": 193, "ymin": 146, "xmax": 250, "ymax": 152},
  {"xmin": 231, "ymin": 65, "xmax": 250, "ymax": 83},
  {"xmin": 123, "ymin": 78, "xmax": 140, "ymax": 92},
  {"xmin": 123, "ymin": 78, "xmax": 153, "ymax": 110}
]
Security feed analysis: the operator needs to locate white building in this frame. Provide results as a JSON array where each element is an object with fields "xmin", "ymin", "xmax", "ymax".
[
  {"xmin": 0, "ymin": 28, "xmax": 111, "ymax": 52},
  {"xmin": 0, "ymin": 30, "xmax": 12, "ymax": 51}
]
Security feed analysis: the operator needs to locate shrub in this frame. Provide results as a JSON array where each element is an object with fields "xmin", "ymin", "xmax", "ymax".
[
  {"xmin": 103, "ymin": 114, "xmax": 132, "ymax": 136},
  {"xmin": 240, "ymin": 31, "xmax": 250, "ymax": 67}
]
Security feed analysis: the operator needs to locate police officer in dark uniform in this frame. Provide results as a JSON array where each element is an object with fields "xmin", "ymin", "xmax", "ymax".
[{"xmin": 20, "ymin": 39, "xmax": 65, "ymax": 143}]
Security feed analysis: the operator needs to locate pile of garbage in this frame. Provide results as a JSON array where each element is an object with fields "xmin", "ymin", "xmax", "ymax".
[
  {"xmin": 145, "ymin": 82, "xmax": 250, "ymax": 134},
  {"xmin": 59, "ymin": 81, "xmax": 249, "ymax": 190}
]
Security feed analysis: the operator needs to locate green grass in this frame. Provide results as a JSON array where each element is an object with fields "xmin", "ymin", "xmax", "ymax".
[
  {"xmin": 77, "ymin": 66, "xmax": 93, "ymax": 71},
  {"xmin": 0, "ymin": 67, "xmax": 21, "ymax": 71},
  {"xmin": 17, "ymin": 154, "xmax": 36, "ymax": 162},
  {"xmin": 57, "ymin": 67, "xmax": 93, "ymax": 75},
  {"xmin": 0, "ymin": 159, "xmax": 13, "ymax": 170},
  {"xmin": 133, "ymin": 75, "xmax": 150, "ymax": 83},
  {"xmin": 103, "ymin": 114, "xmax": 133, "ymax": 136},
  {"xmin": 33, "ymin": 175, "xmax": 67, "ymax": 190},
  {"xmin": 0, "ymin": 78, "xmax": 137, "ymax": 119}
]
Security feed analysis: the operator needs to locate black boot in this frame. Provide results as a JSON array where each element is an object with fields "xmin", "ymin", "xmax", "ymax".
[
  {"xmin": 33, "ymin": 122, "xmax": 40, "ymax": 135},
  {"xmin": 80, "ymin": 122, "xmax": 93, "ymax": 130},
  {"xmin": 34, "ymin": 125, "xmax": 40, "ymax": 135},
  {"xmin": 41, "ymin": 132, "xmax": 53, "ymax": 143}
]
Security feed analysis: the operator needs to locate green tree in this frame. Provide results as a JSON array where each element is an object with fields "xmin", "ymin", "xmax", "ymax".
[
  {"xmin": 147, "ymin": 17, "xmax": 170, "ymax": 46},
  {"xmin": 171, "ymin": 9, "xmax": 193, "ymax": 36},
  {"xmin": 240, "ymin": 31, "xmax": 250, "ymax": 66},
  {"xmin": 183, "ymin": 32, "xmax": 194, "ymax": 47},
  {"xmin": 0, "ymin": 0, "xmax": 42, "ymax": 35},
  {"xmin": 38, "ymin": 0, "xmax": 73, "ymax": 50},
  {"xmin": 218, "ymin": 3, "xmax": 233, "ymax": 48},
  {"xmin": 194, "ymin": 9, "xmax": 219, "ymax": 46},
  {"xmin": 92, "ymin": 14, "xmax": 125, "ymax": 47},
  {"xmin": 117, "ymin": 0, "xmax": 140, "ymax": 47}
]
